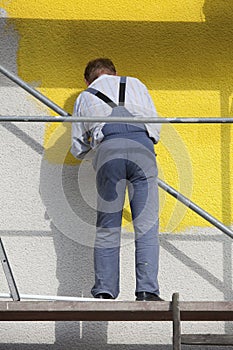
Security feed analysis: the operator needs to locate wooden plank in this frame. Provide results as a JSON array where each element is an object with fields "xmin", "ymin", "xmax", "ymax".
[
  {"xmin": 0, "ymin": 301, "xmax": 172, "ymax": 322},
  {"xmin": 0, "ymin": 300, "xmax": 233, "ymax": 322},
  {"xmin": 181, "ymin": 334, "xmax": 233, "ymax": 345},
  {"xmin": 179, "ymin": 302, "xmax": 233, "ymax": 321}
]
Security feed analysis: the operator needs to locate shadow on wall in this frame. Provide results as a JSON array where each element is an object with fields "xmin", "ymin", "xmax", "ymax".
[
  {"xmin": 1, "ymin": 16, "xmax": 233, "ymax": 90},
  {"xmin": 203, "ymin": 0, "xmax": 233, "ymax": 22},
  {"xmin": 42, "ymin": 92, "xmax": 79, "ymax": 166},
  {"xmin": 39, "ymin": 82, "xmax": 115, "ymax": 345},
  {"xmin": 202, "ymin": 0, "xmax": 233, "ymax": 226}
]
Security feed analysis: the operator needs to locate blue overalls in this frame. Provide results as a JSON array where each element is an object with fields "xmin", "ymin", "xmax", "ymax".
[{"xmin": 87, "ymin": 77, "xmax": 160, "ymax": 299}]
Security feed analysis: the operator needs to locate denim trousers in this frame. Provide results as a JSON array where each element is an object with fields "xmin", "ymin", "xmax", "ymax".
[{"xmin": 91, "ymin": 124, "xmax": 160, "ymax": 298}]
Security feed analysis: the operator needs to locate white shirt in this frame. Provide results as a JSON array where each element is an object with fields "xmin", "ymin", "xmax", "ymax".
[{"xmin": 71, "ymin": 74, "xmax": 161, "ymax": 159}]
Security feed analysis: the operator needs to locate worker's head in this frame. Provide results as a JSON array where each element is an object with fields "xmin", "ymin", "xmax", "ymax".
[{"xmin": 84, "ymin": 58, "xmax": 117, "ymax": 86}]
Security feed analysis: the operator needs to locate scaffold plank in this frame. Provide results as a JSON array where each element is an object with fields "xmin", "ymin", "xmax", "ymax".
[
  {"xmin": 179, "ymin": 301, "xmax": 233, "ymax": 321},
  {"xmin": 0, "ymin": 300, "xmax": 172, "ymax": 322},
  {"xmin": 0, "ymin": 301, "xmax": 233, "ymax": 322}
]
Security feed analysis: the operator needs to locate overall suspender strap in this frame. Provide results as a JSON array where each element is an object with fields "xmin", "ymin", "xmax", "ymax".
[
  {"xmin": 85, "ymin": 77, "xmax": 127, "ymax": 108},
  {"xmin": 118, "ymin": 76, "xmax": 126, "ymax": 106},
  {"xmin": 86, "ymin": 87, "xmax": 117, "ymax": 108}
]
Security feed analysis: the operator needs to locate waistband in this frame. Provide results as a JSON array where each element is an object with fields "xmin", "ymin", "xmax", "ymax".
[{"xmin": 102, "ymin": 123, "xmax": 146, "ymax": 138}]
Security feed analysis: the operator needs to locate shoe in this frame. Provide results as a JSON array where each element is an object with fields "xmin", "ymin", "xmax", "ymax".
[
  {"xmin": 136, "ymin": 292, "xmax": 164, "ymax": 301},
  {"xmin": 95, "ymin": 293, "xmax": 114, "ymax": 299}
]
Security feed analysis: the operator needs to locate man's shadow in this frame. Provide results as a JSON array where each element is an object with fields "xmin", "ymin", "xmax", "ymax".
[{"xmin": 40, "ymin": 91, "xmax": 109, "ymax": 347}]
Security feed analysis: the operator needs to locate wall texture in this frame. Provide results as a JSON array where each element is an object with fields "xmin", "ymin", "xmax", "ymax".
[{"xmin": 0, "ymin": 0, "xmax": 233, "ymax": 349}]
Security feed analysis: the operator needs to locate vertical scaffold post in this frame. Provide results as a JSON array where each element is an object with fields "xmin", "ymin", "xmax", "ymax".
[
  {"xmin": 172, "ymin": 293, "xmax": 181, "ymax": 350},
  {"xmin": 0, "ymin": 238, "xmax": 20, "ymax": 301}
]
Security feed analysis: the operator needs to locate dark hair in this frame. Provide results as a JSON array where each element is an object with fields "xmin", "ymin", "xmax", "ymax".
[{"xmin": 84, "ymin": 58, "xmax": 116, "ymax": 84}]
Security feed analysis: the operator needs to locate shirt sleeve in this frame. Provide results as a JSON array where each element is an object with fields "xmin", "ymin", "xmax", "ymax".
[
  {"xmin": 143, "ymin": 84, "xmax": 161, "ymax": 143},
  {"xmin": 70, "ymin": 94, "xmax": 92, "ymax": 160}
]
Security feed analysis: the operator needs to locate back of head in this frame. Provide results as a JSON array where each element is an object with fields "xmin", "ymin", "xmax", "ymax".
[{"xmin": 84, "ymin": 58, "xmax": 116, "ymax": 85}]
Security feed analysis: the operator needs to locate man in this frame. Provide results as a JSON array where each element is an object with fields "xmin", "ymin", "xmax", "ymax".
[{"xmin": 71, "ymin": 58, "xmax": 162, "ymax": 301}]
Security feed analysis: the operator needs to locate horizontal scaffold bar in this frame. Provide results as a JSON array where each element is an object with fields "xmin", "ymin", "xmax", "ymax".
[{"xmin": 1, "ymin": 116, "xmax": 233, "ymax": 123}]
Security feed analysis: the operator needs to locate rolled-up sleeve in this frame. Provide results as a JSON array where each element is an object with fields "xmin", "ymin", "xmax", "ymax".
[{"xmin": 143, "ymin": 85, "xmax": 161, "ymax": 144}]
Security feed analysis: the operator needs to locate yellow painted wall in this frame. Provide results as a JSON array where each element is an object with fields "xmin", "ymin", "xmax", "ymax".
[{"xmin": 1, "ymin": 0, "xmax": 233, "ymax": 232}]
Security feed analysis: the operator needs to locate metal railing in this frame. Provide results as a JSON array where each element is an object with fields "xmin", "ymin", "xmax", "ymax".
[{"xmin": 1, "ymin": 115, "xmax": 233, "ymax": 123}]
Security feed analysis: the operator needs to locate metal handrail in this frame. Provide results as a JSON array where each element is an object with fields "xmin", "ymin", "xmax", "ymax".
[
  {"xmin": 1, "ymin": 116, "xmax": 233, "ymax": 123},
  {"xmin": 158, "ymin": 181, "xmax": 233, "ymax": 239},
  {"xmin": 0, "ymin": 65, "xmax": 232, "ymax": 239}
]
